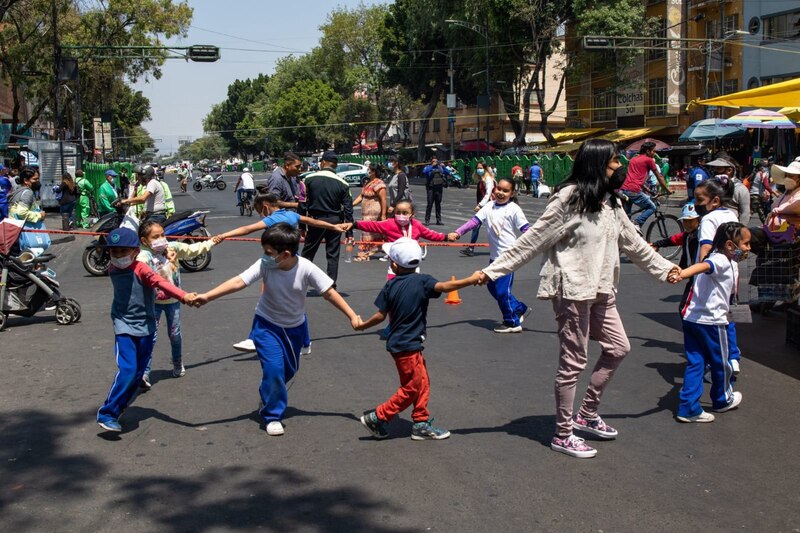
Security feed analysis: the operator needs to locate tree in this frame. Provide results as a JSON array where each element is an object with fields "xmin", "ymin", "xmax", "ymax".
[
  {"xmin": 177, "ymin": 134, "xmax": 230, "ymax": 162},
  {"xmin": 203, "ymin": 74, "xmax": 269, "ymax": 156}
]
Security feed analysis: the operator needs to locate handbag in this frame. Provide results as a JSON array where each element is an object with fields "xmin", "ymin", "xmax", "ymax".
[{"xmin": 17, "ymin": 218, "xmax": 52, "ymax": 251}]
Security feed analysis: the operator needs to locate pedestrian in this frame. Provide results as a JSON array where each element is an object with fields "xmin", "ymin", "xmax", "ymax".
[
  {"xmin": 97, "ymin": 170, "xmax": 119, "ymax": 216},
  {"xmin": 530, "ymin": 160, "xmax": 543, "ymax": 197},
  {"xmin": 119, "ymin": 165, "xmax": 167, "ymax": 224},
  {"xmin": 178, "ymin": 164, "xmax": 189, "ymax": 193},
  {"xmin": 460, "ymin": 161, "xmax": 496, "ymax": 257},
  {"xmin": 74, "ymin": 169, "xmax": 93, "ymax": 228},
  {"xmin": 748, "ymin": 160, "xmax": 775, "ymax": 220},
  {"xmin": 675, "ymin": 222, "xmax": 749, "ymax": 423},
  {"xmin": 192, "ymin": 223, "xmax": 360, "ymax": 436},
  {"xmin": 266, "ymin": 152, "xmax": 302, "ymax": 209},
  {"xmin": 685, "ymin": 149, "xmax": 710, "ymax": 201},
  {"xmin": 511, "ymin": 162, "xmax": 523, "ymax": 190},
  {"xmin": 475, "ymin": 139, "xmax": 680, "ymax": 458},
  {"xmin": 650, "ymin": 203, "xmax": 701, "ymax": 311},
  {"xmin": 96, "ymin": 227, "xmax": 196, "ymax": 433},
  {"xmin": 620, "ymin": 141, "xmax": 671, "ymax": 229},
  {"xmin": 118, "ymin": 167, "xmax": 130, "ymax": 198},
  {"xmin": 386, "ymin": 155, "xmax": 411, "ymax": 215},
  {"xmin": 355, "ymin": 237, "xmax": 479, "ymax": 440},
  {"xmin": 300, "ymin": 151, "xmax": 354, "ymax": 286},
  {"xmin": 352, "ymin": 163, "xmax": 387, "ymax": 261},
  {"xmin": 8, "ymin": 166, "xmax": 44, "ymax": 225},
  {"xmin": 0, "ymin": 165, "xmax": 13, "ymax": 220},
  {"xmin": 706, "ymin": 157, "xmax": 750, "ymax": 224},
  {"xmin": 522, "ymin": 165, "xmax": 532, "ymax": 195},
  {"xmin": 421, "ymin": 156, "xmax": 449, "ymax": 225},
  {"xmin": 53, "ymin": 172, "xmax": 78, "ymax": 230},
  {"xmin": 453, "ymin": 177, "xmax": 530, "ymax": 333}
]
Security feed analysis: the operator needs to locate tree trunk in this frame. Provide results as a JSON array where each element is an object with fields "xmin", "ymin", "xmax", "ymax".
[
  {"xmin": 514, "ymin": 71, "xmax": 538, "ymax": 147},
  {"xmin": 416, "ymin": 82, "xmax": 443, "ymax": 162},
  {"xmin": 535, "ymin": 59, "xmax": 566, "ymax": 147}
]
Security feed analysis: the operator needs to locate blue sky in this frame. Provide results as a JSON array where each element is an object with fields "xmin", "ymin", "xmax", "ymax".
[{"xmin": 134, "ymin": 0, "xmax": 387, "ymax": 154}]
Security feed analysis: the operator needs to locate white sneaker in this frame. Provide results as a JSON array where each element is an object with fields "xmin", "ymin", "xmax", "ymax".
[
  {"xmin": 676, "ymin": 411, "xmax": 715, "ymax": 423},
  {"xmin": 713, "ymin": 391, "xmax": 743, "ymax": 413},
  {"xmin": 300, "ymin": 343, "xmax": 312, "ymax": 356},
  {"xmin": 233, "ymin": 339, "xmax": 256, "ymax": 353},
  {"xmin": 266, "ymin": 421, "xmax": 284, "ymax": 436},
  {"xmin": 493, "ymin": 323, "xmax": 522, "ymax": 333},
  {"xmin": 730, "ymin": 359, "xmax": 740, "ymax": 376}
]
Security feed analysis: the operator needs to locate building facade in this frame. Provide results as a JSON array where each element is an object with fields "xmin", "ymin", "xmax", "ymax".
[{"xmin": 740, "ymin": 1, "xmax": 800, "ymax": 90}]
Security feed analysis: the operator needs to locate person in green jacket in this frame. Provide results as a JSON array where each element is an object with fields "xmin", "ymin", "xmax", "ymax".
[
  {"xmin": 98, "ymin": 170, "xmax": 119, "ymax": 215},
  {"xmin": 75, "ymin": 169, "xmax": 93, "ymax": 228}
]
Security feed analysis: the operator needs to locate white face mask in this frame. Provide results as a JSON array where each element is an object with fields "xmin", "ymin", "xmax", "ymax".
[
  {"xmin": 110, "ymin": 254, "xmax": 134, "ymax": 270},
  {"xmin": 785, "ymin": 177, "xmax": 798, "ymax": 191},
  {"xmin": 150, "ymin": 237, "xmax": 169, "ymax": 253}
]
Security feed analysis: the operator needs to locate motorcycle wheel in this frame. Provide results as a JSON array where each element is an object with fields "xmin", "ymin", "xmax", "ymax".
[
  {"xmin": 216, "ymin": 180, "xmax": 227, "ymax": 191},
  {"xmin": 82, "ymin": 247, "xmax": 109, "ymax": 276},
  {"xmin": 179, "ymin": 227, "xmax": 212, "ymax": 272},
  {"xmin": 192, "ymin": 181, "xmax": 202, "ymax": 192},
  {"xmin": 0, "ymin": 312, "xmax": 7, "ymax": 332},
  {"xmin": 55, "ymin": 301, "xmax": 79, "ymax": 325}
]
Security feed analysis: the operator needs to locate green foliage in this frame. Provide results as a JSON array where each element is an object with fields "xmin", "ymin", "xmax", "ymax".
[
  {"xmin": 177, "ymin": 134, "xmax": 230, "ymax": 162},
  {"xmin": 203, "ymin": 74, "xmax": 269, "ymax": 155}
]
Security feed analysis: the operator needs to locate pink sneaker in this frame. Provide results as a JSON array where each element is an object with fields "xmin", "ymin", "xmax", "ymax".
[
  {"xmin": 573, "ymin": 413, "xmax": 618, "ymax": 440},
  {"xmin": 550, "ymin": 434, "xmax": 597, "ymax": 458}
]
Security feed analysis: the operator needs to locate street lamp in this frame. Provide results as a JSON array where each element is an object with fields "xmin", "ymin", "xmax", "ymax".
[{"xmin": 445, "ymin": 19, "xmax": 490, "ymax": 158}]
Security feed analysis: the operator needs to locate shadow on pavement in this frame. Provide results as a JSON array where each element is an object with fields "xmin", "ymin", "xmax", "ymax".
[
  {"xmin": 639, "ymin": 312, "xmax": 683, "ymax": 333},
  {"xmin": 736, "ymin": 313, "xmax": 800, "ymax": 380},
  {"xmin": 628, "ymin": 335, "xmax": 686, "ymax": 355},
  {"xmin": 452, "ymin": 415, "xmax": 554, "ymax": 448},
  {"xmin": 604, "ymin": 362, "xmax": 684, "ymax": 420}
]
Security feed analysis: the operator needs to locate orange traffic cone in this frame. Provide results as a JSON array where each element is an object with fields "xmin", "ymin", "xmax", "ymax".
[{"xmin": 445, "ymin": 276, "xmax": 462, "ymax": 305}]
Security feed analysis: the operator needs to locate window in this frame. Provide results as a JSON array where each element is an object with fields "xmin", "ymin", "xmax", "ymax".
[
  {"xmin": 432, "ymin": 118, "xmax": 441, "ymax": 133},
  {"xmin": 707, "ymin": 80, "xmax": 737, "ymax": 99},
  {"xmin": 723, "ymin": 14, "xmax": 740, "ymax": 34},
  {"xmin": 763, "ymin": 11, "xmax": 800, "ymax": 41},
  {"xmin": 724, "ymin": 79, "xmax": 739, "ymax": 95},
  {"xmin": 566, "ymin": 99, "xmax": 579, "ymax": 119},
  {"xmin": 647, "ymin": 19, "xmax": 667, "ymax": 61},
  {"xmin": 592, "ymin": 88, "xmax": 616, "ymax": 122},
  {"xmin": 647, "ymin": 78, "xmax": 666, "ymax": 117}
]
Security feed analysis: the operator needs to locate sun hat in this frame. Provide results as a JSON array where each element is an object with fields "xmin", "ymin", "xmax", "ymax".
[
  {"xmin": 771, "ymin": 161, "xmax": 800, "ymax": 184},
  {"xmin": 705, "ymin": 158, "xmax": 733, "ymax": 168},
  {"xmin": 382, "ymin": 237, "xmax": 422, "ymax": 269}
]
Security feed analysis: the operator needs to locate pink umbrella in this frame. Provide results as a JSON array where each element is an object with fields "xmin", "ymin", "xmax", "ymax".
[{"xmin": 625, "ymin": 138, "xmax": 671, "ymax": 152}]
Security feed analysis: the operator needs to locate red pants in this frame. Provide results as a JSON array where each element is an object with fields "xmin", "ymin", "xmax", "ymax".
[{"xmin": 376, "ymin": 351, "xmax": 430, "ymax": 423}]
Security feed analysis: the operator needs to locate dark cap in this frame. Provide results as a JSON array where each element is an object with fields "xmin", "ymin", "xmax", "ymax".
[
  {"xmin": 321, "ymin": 151, "xmax": 338, "ymax": 163},
  {"xmin": 104, "ymin": 228, "xmax": 139, "ymax": 249},
  {"xmin": 690, "ymin": 148, "xmax": 709, "ymax": 158}
]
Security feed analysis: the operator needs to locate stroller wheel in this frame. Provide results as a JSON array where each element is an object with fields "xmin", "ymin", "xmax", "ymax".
[
  {"xmin": 63, "ymin": 298, "xmax": 82, "ymax": 322},
  {"xmin": 0, "ymin": 312, "xmax": 7, "ymax": 332},
  {"xmin": 55, "ymin": 301, "xmax": 79, "ymax": 325}
]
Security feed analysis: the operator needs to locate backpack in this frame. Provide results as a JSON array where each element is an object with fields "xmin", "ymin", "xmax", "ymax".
[{"xmin": 430, "ymin": 166, "xmax": 445, "ymax": 187}]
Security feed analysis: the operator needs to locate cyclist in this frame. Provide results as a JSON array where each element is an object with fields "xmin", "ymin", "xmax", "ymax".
[
  {"xmin": 234, "ymin": 167, "xmax": 255, "ymax": 210},
  {"xmin": 620, "ymin": 141, "xmax": 671, "ymax": 229},
  {"xmin": 178, "ymin": 163, "xmax": 190, "ymax": 193}
]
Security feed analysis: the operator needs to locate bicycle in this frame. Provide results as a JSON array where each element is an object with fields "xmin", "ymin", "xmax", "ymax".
[
  {"xmin": 238, "ymin": 190, "xmax": 254, "ymax": 217},
  {"xmin": 622, "ymin": 192, "xmax": 683, "ymax": 260}
]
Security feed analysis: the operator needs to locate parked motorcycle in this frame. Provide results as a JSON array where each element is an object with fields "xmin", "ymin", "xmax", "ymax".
[
  {"xmin": 82, "ymin": 206, "xmax": 213, "ymax": 276},
  {"xmin": 193, "ymin": 174, "xmax": 227, "ymax": 192}
]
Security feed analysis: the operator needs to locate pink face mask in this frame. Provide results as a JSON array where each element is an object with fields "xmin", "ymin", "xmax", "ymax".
[{"xmin": 395, "ymin": 214, "xmax": 411, "ymax": 226}]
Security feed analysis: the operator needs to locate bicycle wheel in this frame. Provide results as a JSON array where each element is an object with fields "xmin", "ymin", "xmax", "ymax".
[
  {"xmin": 645, "ymin": 214, "xmax": 683, "ymax": 260},
  {"xmin": 246, "ymin": 200, "xmax": 253, "ymax": 217},
  {"xmin": 239, "ymin": 200, "xmax": 245, "ymax": 216}
]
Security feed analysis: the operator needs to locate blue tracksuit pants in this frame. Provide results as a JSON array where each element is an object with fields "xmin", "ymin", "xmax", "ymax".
[
  {"xmin": 97, "ymin": 333, "xmax": 155, "ymax": 423},
  {"xmin": 250, "ymin": 314, "xmax": 306, "ymax": 423},
  {"xmin": 486, "ymin": 268, "xmax": 527, "ymax": 327},
  {"xmin": 727, "ymin": 322, "xmax": 740, "ymax": 363},
  {"xmin": 678, "ymin": 320, "xmax": 735, "ymax": 418}
]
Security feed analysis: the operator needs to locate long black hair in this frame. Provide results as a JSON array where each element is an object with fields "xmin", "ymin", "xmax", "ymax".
[
  {"xmin": 496, "ymin": 176, "xmax": 519, "ymax": 204},
  {"xmin": 706, "ymin": 221, "xmax": 746, "ymax": 260},
  {"xmin": 558, "ymin": 139, "xmax": 620, "ymax": 213},
  {"xmin": 695, "ymin": 177, "xmax": 734, "ymax": 205}
]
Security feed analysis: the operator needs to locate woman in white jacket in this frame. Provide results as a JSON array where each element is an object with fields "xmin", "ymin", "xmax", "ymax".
[{"xmin": 476, "ymin": 139, "xmax": 681, "ymax": 459}]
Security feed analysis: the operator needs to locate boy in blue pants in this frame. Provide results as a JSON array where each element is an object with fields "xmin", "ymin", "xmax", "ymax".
[
  {"xmin": 97, "ymin": 228, "xmax": 196, "ymax": 433},
  {"xmin": 194, "ymin": 223, "xmax": 360, "ymax": 436}
]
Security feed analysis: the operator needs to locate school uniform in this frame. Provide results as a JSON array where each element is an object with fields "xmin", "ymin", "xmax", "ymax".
[{"xmin": 678, "ymin": 253, "xmax": 737, "ymax": 417}]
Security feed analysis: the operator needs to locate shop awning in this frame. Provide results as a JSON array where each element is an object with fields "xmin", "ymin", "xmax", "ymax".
[
  {"xmin": 688, "ymin": 77, "xmax": 800, "ymax": 109},
  {"xmin": 595, "ymin": 127, "xmax": 667, "ymax": 143},
  {"xmin": 546, "ymin": 128, "xmax": 603, "ymax": 143}
]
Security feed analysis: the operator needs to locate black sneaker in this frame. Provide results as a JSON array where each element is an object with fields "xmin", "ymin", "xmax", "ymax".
[
  {"xmin": 459, "ymin": 247, "xmax": 475, "ymax": 257},
  {"xmin": 411, "ymin": 419, "xmax": 450, "ymax": 440},
  {"xmin": 360, "ymin": 410, "xmax": 389, "ymax": 439}
]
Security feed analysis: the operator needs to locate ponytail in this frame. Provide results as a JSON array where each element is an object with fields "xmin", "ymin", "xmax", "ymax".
[
  {"xmin": 696, "ymin": 177, "xmax": 733, "ymax": 205},
  {"xmin": 705, "ymin": 221, "xmax": 746, "ymax": 260}
]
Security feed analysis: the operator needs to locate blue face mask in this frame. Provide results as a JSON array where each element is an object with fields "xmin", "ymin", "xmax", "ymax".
[{"xmin": 261, "ymin": 253, "xmax": 282, "ymax": 269}]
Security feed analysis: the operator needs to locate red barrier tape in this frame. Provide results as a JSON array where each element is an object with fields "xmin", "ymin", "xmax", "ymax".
[{"xmin": 24, "ymin": 228, "xmax": 489, "ymax": 247}]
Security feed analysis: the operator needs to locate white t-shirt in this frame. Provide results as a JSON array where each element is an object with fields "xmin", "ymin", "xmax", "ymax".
[
  {"xmin": 145, "ymin": 179, "xmax": 166, "ymax": 212},
  {"xmin": 239, "ymin": 172, "xmax": 255, "ymax": 190},
  {"xmin": 696, "ymin": 207, "xmax": 738, "ymax": 261},
  {"xmin": 238, "ymin": 256, "xmax": 333, "ymax": 328},
  {"xmin": 475, "ymin": 201, "xmax": 529, "ymax": 259},
  {"xmin": 682, "ymin": 252, "xmax": 737, "ymax": 325}
]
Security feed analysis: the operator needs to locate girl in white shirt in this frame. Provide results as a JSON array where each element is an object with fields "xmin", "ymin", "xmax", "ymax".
[
  {"xmin": 676, "ymin": 222, "xmax": 750, "ymax": 423},
  {"xmin": 454, "ymin": 177, "xmax": 530, "ymax": 333}
]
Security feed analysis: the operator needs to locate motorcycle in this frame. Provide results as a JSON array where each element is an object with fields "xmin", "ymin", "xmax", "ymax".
[
  {"xmin": 193, "ymin": 174, "xmax": 227, "ymax": 192},
  {"xmin": 446, "ymin": 171, "xmax": 464, "ymax": 189},
  {"xmin": 82, "ymin": 205, "xmax": 213, "ymax": 276}
]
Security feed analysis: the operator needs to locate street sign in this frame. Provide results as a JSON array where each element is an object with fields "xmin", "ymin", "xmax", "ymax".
[{"xmin": 583, "ymin": 37, "xmax": 611, "ymax": 49}]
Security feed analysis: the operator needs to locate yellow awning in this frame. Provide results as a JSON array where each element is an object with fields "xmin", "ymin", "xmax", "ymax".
[
  {"xmin": 779, "ymin": 107, "xmax": 800, "ymax": 120},
  {"xmin": 689, "ymin": 77, "xmax": 800, "ymax": 109},
  {"xmin": 548, "ymin": 128, "xmax": 603, "ymax": 143},
  {"xmin": 595, "ymin": 127, "xmax": 666, "ymax": 143}
]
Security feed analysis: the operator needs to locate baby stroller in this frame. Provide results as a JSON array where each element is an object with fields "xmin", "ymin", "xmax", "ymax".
[{"xmin": 0, "ymin": 218, "xmax": 81, "ymax": 332}]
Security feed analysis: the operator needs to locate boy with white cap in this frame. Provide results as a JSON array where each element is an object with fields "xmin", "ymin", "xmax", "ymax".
[
  {"xmin": 355, "ymin": 237, "xmax": 479, "ymax": 440},
  {"xmin": 650, "ymin": 203, "xmax": 701, "ymax": 311}
]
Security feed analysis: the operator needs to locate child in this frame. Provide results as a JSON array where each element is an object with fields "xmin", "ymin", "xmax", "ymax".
[
  {"xmin": 355, "ymin": 238, "xmax": 478, "ymax": 440},
  {"xmin": 97, "ymin": 228, "xmax": 196, "ymax": 433},
  {"xmin": 675, "ymin": 222, "xmax": 750, "ymax": 422},
  {"xmin": 137, "ymin": 220, "xmax": 216, "ymax": 386},
  {"xmin": 193, "ymin": 223, "xmax": 360, "ymax": 436},
  {"xmin": 350, "ymin": 199, "xmax": 458, "ymax": 280},
  {"xmin": 650, "ymin": 203, "xmax": 701, "ymax": 311},
  {"xmin": 213, "ymin": 192, "xmax": 349, "ymax": 355},
  {"xmin": 452, "ymin": 177, "xmax": 530, "ymax": 333}
]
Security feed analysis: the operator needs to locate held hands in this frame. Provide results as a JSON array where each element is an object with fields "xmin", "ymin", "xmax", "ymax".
[
  {"xmin": 212, "ymin": 234, "xmax": 225, "ymax": 244},
  {"xmin": 351, "ymin": 315, "xmax": 363, "ymax": 330},
  {"xmin": 667, "ymin": 266, "xmax": 682, "ymax": 284},
  {"xmin": 183, "ymin": 292, "xmax": 198, "ymax": 305},
  {"xmin": 474, "ymin": 205, "xmax": 481, "ymax": 213},
  {"xmin": 447, "ymin": 232, "xmax": 460, "ymax": 242},
  {"xmin": 336, "ymin": 223, "xmax": 353, "ymax": 232},
  {"xmin": 471, "ymin": 270, "xmax": 489, "ymax": 286}
]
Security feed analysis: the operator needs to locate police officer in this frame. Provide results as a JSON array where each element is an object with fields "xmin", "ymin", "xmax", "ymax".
[
  {"xmin": 686, "ymin": 149, "xmax": 710, "ymax": 201},
  {"xmin": 421, "ymin": 156, "xmax": 450, "ymax": 225},
  {"xmin": 300, "ymin": 151, "xmax": 353, "ymax": 286}
]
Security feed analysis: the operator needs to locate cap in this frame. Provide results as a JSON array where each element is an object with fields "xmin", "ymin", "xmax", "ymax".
[
  {"xmin": 104, "ymin": 228, "xmax": 139, "ymax": 249},
  {"xmin": 706, "ymin": 158, "xmax": 733, "ymax": 167},
  {"xmin": 105, "ymin": 169, "xmax": 118, "ymax": 177},
  {"xmin": 321, "ymin": 151, "xmax": 338, "ymax": 163},
  {"xmin": 679, "ymin": 203, "xmax": 699, "ymax": 220},
  {"xmin": 242, "ymin": 167, "xmax": 250, "ymax": 172},
  {"xmin": 382, "ymin": 237, "xmax": 422, "ymax": 269},
  {"xmin": 771, "ymin": 161, "xmax": 800, "ymax": 184},
  {"xmin": 690, "ymin": 148, "xmax": 708, "ymax": 157}
]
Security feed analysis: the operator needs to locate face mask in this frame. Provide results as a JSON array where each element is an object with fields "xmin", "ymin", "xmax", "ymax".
[
  {"xmin": 261, "ymin": 253, "xmax": 282, "ymax": 269},
  {"xmin": 731, "ymin": 248, "xmax": 748, "ymax": 262},
  {"xmin": 387, "ymin": 162, "xmax": 395, "ymax": 170},
  {"xmin": 477, "ymin": 168, "xmax": 485, "ymax": 176},
  {"xmin": 150, "ymin": 238, "xmax": 169, "ymax": 253},
  {"xmin": 110, "ymin": 255, "xmax": 134, "ymax": 270},
  {"xmin": 607, "ymin": 167, "xmax": 626, "ymax": 190},
  {"xmin": 395, "ymin": 214, "xmax": 411, "ymax": 226},
  {"xmin": 694, "ymin": 203, "xmax": 709, "ymax": 217},
  {"xmin": 30, "ymin": 181, "xmax": 41, "ymax": 192},
  {"xmin": 785, "ymin": 178, "xmax": 798, "ymax": 191}
]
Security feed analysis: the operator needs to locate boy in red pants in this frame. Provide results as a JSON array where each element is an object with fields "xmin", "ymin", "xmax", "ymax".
[{"xmin": 355, "ymin": 237, "xmax": 478, "ymax": 440}]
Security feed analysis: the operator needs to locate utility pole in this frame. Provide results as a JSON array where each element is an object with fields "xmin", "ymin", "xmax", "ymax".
[
  {"xmin": 447, "ymin": 49, "xmax": 455, "ymax": 162},
  {"xmin": 52, "ymin": 0, "xmax": 65, "ymax": 173}
]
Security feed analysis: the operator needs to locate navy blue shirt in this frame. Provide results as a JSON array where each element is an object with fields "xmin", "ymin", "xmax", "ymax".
[{"xmin": 375, "ymin": 273, "xmax": 440, "ymax": 354}]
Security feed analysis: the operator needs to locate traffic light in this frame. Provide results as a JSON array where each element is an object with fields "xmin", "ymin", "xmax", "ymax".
[{"xmin": 187, "ymin": 45, "xmax": 220, "ymax": 62}]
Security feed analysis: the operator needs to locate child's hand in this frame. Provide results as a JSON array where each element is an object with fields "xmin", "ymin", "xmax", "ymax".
[
  {"xmin": 649, "ymin": 243, "xmax": 659, "ymax": 252},
  {"xmin": 191, "ymin": 293, "xmax": 210, "ymax": 307},
  {"xmin": 166, "ymin": 248, "xmax": 178, "ymax": 263},
  {"xmin": 212, "ymin": 234, "xmax": 225, "ymax": 244},
  {"xmin": 447, "ymin": 232, "xmax": 459, "ymax": 241},
  {"xmin": 472, "ymin": 270, "xmax": 488, "ymax": 285},
  {"xmin": 183, "ymin": 292, "xmax": 198, "ymax": 305},
  {"xmin": 667, "ymin": 266, "xmax": 682, "ymax": 283},
  {"xmin": 351, "ymin": 315, "xmax": 362, "ymax": 330},
  {"xmin": 336, "ymin": 223, "xmax": 352, "ymax": 232}
]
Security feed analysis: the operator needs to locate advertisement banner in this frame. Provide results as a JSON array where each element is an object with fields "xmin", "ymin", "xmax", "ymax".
[{"xmin": 667, "ymin": 0, "xmax": 685, "ymax": 114}]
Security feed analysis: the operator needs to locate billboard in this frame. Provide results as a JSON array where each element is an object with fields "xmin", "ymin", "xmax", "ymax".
[{"xmin": 666, "ymin": 0, "xmax": 685, "ymax": 114}]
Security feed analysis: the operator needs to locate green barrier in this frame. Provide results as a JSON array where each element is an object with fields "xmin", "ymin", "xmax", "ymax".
[{"xmin": 81, "ymin": 161, "xmax": 135, "ymax": 202}]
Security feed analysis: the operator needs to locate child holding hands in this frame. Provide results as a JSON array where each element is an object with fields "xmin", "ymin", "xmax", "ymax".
[{"xmin": 355, "ymin": 237, "xmax": 479, "ymax": 440}]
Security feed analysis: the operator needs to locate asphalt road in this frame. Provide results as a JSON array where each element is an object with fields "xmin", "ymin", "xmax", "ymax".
[{"xmin": 1, "ymin": 173, "xmax": 798, "ymax": 532}]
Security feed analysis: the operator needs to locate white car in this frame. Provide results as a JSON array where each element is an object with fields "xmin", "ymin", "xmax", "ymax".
[{"xmin": 335, "ymin": 163, "xmax": 369, "ymax": 187}]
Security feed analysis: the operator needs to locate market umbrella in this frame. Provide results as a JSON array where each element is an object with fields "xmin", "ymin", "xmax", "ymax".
[
  {"xmin": 778, "ymin": 107, "xmax": 800, "ymax": 121},
  {"xmin": 721, "ymin": 108, "xmax": 797, "ymax": 129},
  {"xmin": 625, "ymin": 138, "xmax": 671, "ymax": 152},
  {"xmin": 0, "ymin": 218, "xmax": 24, "ymax": 255},
  {"xmin": 678, "ymin": 119, "xmax": 746, "ymax": 142},
  {"xmin": 458, "ymin": 140, "xmax": 497, "ymax": 153}
]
